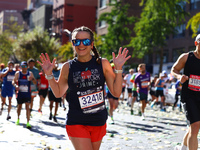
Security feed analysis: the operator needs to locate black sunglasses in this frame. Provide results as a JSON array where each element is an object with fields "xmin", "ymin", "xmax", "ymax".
[{"xmin": 72, "ymin": 39, "xmax": 92, "ymax": 46}]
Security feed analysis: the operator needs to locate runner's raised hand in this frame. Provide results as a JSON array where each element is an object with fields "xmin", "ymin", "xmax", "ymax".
[
  {"xmin": 112, "ymin": 47, "xmax": 131, "ymax": 70},
  {"xmin": 37, "ymin": 53, "xmax": 56, "ymax": 75}
]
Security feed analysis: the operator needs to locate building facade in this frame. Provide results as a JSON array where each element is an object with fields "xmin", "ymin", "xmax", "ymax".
[
  {"xmin": 52, "ymin": 0, "xmax": 98, "ymax": 44},
  {"xmin": 97, "ymin": 0, "xmax": 144, "ymax": 72},
  {"xmin": 29, "ymin": 4, "xmax": 53, "ymax": 32},
  {"xmin": 152, "ymin": 1, "xmax": 200, "ymax": 75},
  {"xmin": 0, "ymin": 0, "xmax": 27, "ymax": 13},
  {"xmin": 0, "ymin": 10, "xmax": 24, "ymax": 34},
  {"xmin": 97, "ymin": 0, "xmax": 200, "ymax": 75}
]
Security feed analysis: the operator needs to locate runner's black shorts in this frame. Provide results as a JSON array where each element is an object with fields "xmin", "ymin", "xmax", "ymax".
[
  {"xmin": 138, "ymin": 92, "xmax": 148, "ymax": 103},
  {"xmin": 17, "ymin": 97, "xmax": 31, "ymax": 104},
  {"xmin": 122, "ymin": 87, "xmax": 125, "ymax": 93},
  {"xmin": 132, "ymin": 91, "xmax": 138, "ymax": 97},
  {"xmin": 48, "ymin": 90, "xmax": 62, "ymax": 102},
  {"xmin": 150, "ymin": 90, "xmax": 156, "ymax": 96},
  {"xmin": 127, "ymin": 88, "xmax": 132, "ymax": 93},
  {"xmin": 39, "ymin": 89, "xmax": 48, "ymax": 98},
  {"xmin": 155, "ymin": 90, "xmax": 164, "ymax": 97},
  {"xmin": 182, "ymin": 95, "xmax": 200, "ymax": 125},
  {"xmin": 107, "ymin": 91, "xmax": 118, "ymax": 100}
]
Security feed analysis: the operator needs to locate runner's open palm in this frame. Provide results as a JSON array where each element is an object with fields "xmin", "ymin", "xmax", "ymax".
[
  {"xmin": 37, "ymin": 53, "xmax": 56, "ymax": 75},
  {"xmin": 112, "ymin": 47, "xmax": 131, "ymax": 69}
]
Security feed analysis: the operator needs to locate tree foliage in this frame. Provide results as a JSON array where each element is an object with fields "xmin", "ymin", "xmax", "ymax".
[
  {"xmin": 97, "ymin": 0, "xmax": 136, "ymax": 60},
  {"xmin": 129, "ymin": 0, "xmax": 189, "ymax": 72},
  {"xmin": 0, "ymin": 32, "xmax": 13, "ymax": 63},
  {"xmin": 0, "ymin": 20, "xmax": 23, "ymax": 64},
  {"xmin": 94, "ymin": 32, "xmax": 103, "ymax": 56},
  {"xmin": 4, "ymin": 20, "xmax": 23, "ymax": 38},
  {"xmin": 14, "ymin": 26, "xmax": 60, "ymax": 64},
  {"xmin": 57, "ymin": 42, "xmax": 73, "ymax": 62},
  {"xmin": 186, "ymin": 12, "xmax": 200, "ymax": 38}
]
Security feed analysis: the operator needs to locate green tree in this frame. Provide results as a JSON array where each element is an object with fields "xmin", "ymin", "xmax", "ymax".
[
  {"xmin": 186, "ymin": 12, "xmax": 200, "ymax": 38},
  {"xmin": 57, "ymin": 42, "xmax": 73, "ymax": 62},
  {"xmin": 0, "ymin": 32, "xmax": 13, "ymax": 63},
  {"xmin": 97, "ymin": 0, "xmax": 136, "ymax": 60},
  {"xmin": 0, "ymin": 20, "xmax": 23, "ymax": 64},
  {"xmin": 129, "ymin": 0, "xmax": 189, "ymax": 72},
  {"xmin": 94, "ymin": 32, "xmax": 103, "ymax": 56},
  {"xmin": 14, "ymin": 26, "xmax": 60, "ymax": 64},
  {"xmin": 4, "ymin": 19, "xmax": 23, "ymax": 38}
]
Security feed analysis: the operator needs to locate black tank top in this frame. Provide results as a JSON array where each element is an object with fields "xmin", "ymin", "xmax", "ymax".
[
  {"xmin": 182, "ymin": 51, "xmax": 200, "ymax": 101},
  {"xmin": 66, "ymin": 56, "xmax": 107, "ymax": 126}
]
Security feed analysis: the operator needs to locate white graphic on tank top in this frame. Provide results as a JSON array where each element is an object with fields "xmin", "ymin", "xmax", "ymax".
[
  {"xmin": 7, "ymin": 75, "xmax": 14, "ymax": 82},
  {"xmin": 78, "ymin": 86, "xmax": 105, "ymax": 114},
  {"xmin": 188, "ymin": 74, "xmax": 200, "ymax": 91},
  {"xmin": 40, "ymin": 84, "xmax": 47, "ymax": 89},
  {"xmin": 19, "ymin": 85, "xmax": 28, "ymax": 92},
  {"xmin": 73, "ymin": 68, "xmax": 101, "ymax": 88}
]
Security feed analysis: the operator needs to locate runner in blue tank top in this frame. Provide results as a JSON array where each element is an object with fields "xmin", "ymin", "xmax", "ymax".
[
  {"xmin": 0, "ymin": 61, "xmax": 16, "ymax": 120},
  {"xmin": 38, "ymin": 26, "xmax": 131, "ymax": 150},
  {"xmin": 12, "ymin": 61, "xmax": 36, "ymax": 129}
]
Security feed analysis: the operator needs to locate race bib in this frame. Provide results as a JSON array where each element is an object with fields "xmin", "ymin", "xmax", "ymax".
[
  {"xmin": 7, "ymin": 75, "xmax": 14, "ymax": 82},
  {"xmin": 151, "ymin": 87, "xmax": 156, "ymax": 91},
  {"xmin": 188, "ymin": 74, "xmax": 200, "ymax": 91},
  {"xmin": 141, "ymin": 81, "xmax": 148, "ymax": 88},
  {"xmin": 78, "ymin": 87, "xmax": 105, "ymax": 114},
  {"xmin": 19, "ymin": 85, "xmax": 28, "ymax": 92},
  {"xmin": 31, "ymin": 84, "xmax": 37, "ymax": 91},
  {"xmin": 31, "ymin": 91, "xmax": 38, "ymax": 97},
  {"xmin": 40, "ymin": 84, "xmax": 47, "ymax": 89}
]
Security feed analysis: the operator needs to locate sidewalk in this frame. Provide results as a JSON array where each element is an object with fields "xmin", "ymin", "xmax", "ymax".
[{"xmin": 0, "ymin": 95, "xmax": 191, "ymax": 150}]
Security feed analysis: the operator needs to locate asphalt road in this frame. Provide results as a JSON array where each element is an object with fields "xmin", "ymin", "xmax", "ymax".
[{"xmin": 0, "ymin": 94, "xmax": 196, "ymax": 150}]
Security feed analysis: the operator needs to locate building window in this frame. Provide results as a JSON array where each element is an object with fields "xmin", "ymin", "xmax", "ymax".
[
  {"xmin": 190, "ymin": 0, "xmax": 200, "ymax": 10},
  {"xmin": 144, "ymin": 54, "xmax": 153, "ymax": 64},
  {"xmin": 173, "ymin": 48, "xmax": 185, "ymax": 62},
  {"xmin": 189, "ymin": 46, "xmax": 196, "ymax": 51},
  {"xmin": 113, "ymin": 16, "xmax": 117, "ymax": 24},
  {"xmin": 155, "ymin": 50, "xmax": 168, "ymax": 64},
  {"xmin": 100, "ymin": 0, "xmax": 106, "ymax": 8},
  {"xmin": 173, "ymin": 24, "xmax": 186, "ymax": 38},
  {"xmin": 109, "ymin": 0, "xmax": 116, "ymax": 4},
  {"xmin": 99, "ymin": 20, "xmax": 106, "ymax": 28},
  {"xmin": 179, "ymin": 1, "xmax": 186, "ymax": 11}
]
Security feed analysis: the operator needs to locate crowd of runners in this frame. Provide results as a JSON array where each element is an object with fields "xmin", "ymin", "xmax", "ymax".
[
  {"xmin": 0, "ymin": 57, "xmax": 182, "ymax": 126},
  {"xmin": 0, "ymin": 58, "xmax": 66, "ymax": 128}
]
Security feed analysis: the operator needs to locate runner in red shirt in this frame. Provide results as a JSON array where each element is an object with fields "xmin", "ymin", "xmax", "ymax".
[{"xmin": 38, "ymin": 69, "xmax": 49, "ymax": 113}]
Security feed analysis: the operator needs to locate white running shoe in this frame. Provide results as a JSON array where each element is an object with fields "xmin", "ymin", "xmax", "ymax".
[
  {"xmin": 141, "ymin": 115, "xmax": 145, "ymax": 121},
  {"xmin": 174, "ymin": 145, "xmax": 187, "ymax": 150},
  {"xmin": 174, "ymin": 145, "xmax": 181, "ymax": 150}
]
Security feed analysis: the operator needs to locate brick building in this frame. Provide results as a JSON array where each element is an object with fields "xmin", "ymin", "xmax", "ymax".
[
  {"xmin": 0, "ymin": 0, "xmax": 27, "ymax": 13},
  {"xmin": 0, "ymin": 10, "xmax": 24, "ymax": 34},
  {"xmin": 51, "ymin": 0, "xmax": 98, "ymax": 44}
]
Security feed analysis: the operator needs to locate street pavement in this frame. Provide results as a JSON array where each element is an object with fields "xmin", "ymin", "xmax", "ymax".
[{"xmin": 0, "ymin": 94, "xmax": 198, "ymax": 150}]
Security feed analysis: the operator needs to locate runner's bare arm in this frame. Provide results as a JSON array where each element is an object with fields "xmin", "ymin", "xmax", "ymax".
[
  {"xmin": 38, "ymin": 53, "xmax": 69, "ymax": 98},
  {"xmin": 12, "ymin": 71, "xmax": 19, "ymax": 90},
  {"xmin": 30, "ymin": 72, "xmax": 37, "ymax": 85},
  {"xmin": 103, "ymin": 47, "xmax": 131, "ymax": 97},
  {"xmin": 171, "ymin": 53, "xmax": 189, "ymax": 83}
]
